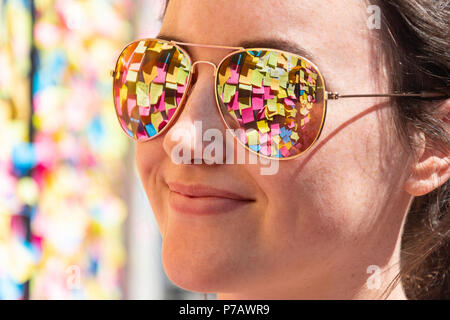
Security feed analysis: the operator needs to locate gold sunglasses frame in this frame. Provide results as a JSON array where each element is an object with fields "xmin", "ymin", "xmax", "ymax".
[{"xmin": 111, "ymin": 38, "xmax": 448, "ymax": 161}]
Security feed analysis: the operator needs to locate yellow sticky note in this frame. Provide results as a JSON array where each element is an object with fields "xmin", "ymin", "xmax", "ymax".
[
  {"xmin": 277, "ymin": 88, "xmax": 287, "ymax": 98},
  {"xmin": 270, "ymin": 78, "xmax": 279, "ymax": 92},
  {"xmin": 239, "ymin": 67, "xmax": 252, "ymax": 85},
  {"xmin": 166, "ymin": 65, "xmax": 179, "ymax": 84},
  {"xmin": 120, "ymin": 84, "xmax": 128, "ymax": 103},
  {"xmin": 291, "ymin": 132, "xmax": 299, "ymax": 141},
  {"xmin": 136, "ymin": 82, "xmax": 149, "ymax": 107},
  {"xmin": 257, "ymin": 120, "xmax": 270, "ymax": 133},
  {"xmin": 246, "ymin": 129, "xmax": 259, "ymax": 146},
  {"xmin": 151, "ymin": 112, "xmax": 164, "ymax": 130},
  {"xmin": 276, "ymin": 103, "xmax": 285, "ymax": 116},
  {"xmin": 218, "ymin": 61, "xmax": 231, "ymax": 86},
  {"xmin": 150, "ymin": 41, "xmax": 163, "ymax": 53},
  {"xmin": 150, "ymin": 83, "xmax": 163, "ymax": 105},
  {"xmin": 143, "ymin": 63, "xmax": 158, "ymax": 84},
  {"xmin": 126, "ymin": 70, "xmax": 138, "ymax": 83}
]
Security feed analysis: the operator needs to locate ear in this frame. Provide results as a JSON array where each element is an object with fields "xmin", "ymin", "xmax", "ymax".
[{"xmin": 403, "ymin": 100, "xmax": 450, "ymax": 196}]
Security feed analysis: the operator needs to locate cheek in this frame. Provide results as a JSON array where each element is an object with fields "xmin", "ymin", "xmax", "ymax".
[
  {"xmin": 253, "ymin": 105, "xmax": 406, "ymax": 264},
  {"xmin": 135, "ymin": 140, "xmax": 168, "ymax": 230}
]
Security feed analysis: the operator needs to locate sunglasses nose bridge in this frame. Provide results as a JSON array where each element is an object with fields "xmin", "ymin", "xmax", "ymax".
[{"xmin": 190, "ymin": 60, "xmax": 218, "ymax": 77}]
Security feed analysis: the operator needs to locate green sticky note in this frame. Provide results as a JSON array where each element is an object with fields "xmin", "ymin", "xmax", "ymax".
[
  {"xmin": 239, "ymin": 95, "xmax": 251, "ymax": 112},
  {"xmin": 239, "ymin": 83, "xmax": 252, "ymax": 91},
  {"xmin": 217, "ymin": 84, "xmax": 223, "ymax": 97},
  {"xmin": 251, "ymin": 70, "xmax": 263, "ymax": 87},
  {"xmin": 223, "ymin": 84, "xmax": 236, "ymax": 103},
  {"xmin": 176, "ymin": 67, "xmax": 189, "ymax": 85},
  {"xmin": 136, "ymin": 81, "xmax": 149, "ymax": 107},
  {"xmin": 166, "ymin": 95, "xmax": 177, "ymax": 110},
  {"xmin": 150, "ymin": 83, "xmax": 163, "ymax": 105},
  {"xmin": 166, "ymin": 81, "xmax": 177, "ymax": 90},
  {"xmin": 287, "ymin": 84, "xmax": 296, "ymax": 98},
  {"xmin": 246, "ymin": 129, "xmax": 259, "ymax": 145},
  {"xmin": 268, "ymin": 52, "xmax": 277, "ymax": 68},
  {"xmin": 267, "ymin": 98, "xmax": 277, "ymax": 112},
  {"xmin": 263, "ymin": 74, "xmax": 272, "ymax": 87},
  {"xmin": 279, "ymin": 73, "xmax": 288, "ymax": 88}
]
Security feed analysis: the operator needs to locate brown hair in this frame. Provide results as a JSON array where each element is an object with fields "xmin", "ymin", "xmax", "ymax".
[{"xmin": 369, "ymin": 0, "xmax": 449, "ymax": 299}]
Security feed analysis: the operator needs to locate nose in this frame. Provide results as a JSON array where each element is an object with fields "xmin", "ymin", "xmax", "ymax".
[{"xmin": 162, "ymin": 62, "xmax": 229, "ymax": 165}]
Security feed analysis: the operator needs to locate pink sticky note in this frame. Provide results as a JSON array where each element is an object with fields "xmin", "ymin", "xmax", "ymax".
[
  {"xmin": 139, "ymin": 106, "xmax": 150, "ymax": 116},
  {"xmin": 239, "ymin": 129, "xmax": 247, "ymax": 144},
  {"xmin": 260, "ymin": 145, "xmax": 271, "ymax": 156},
  {"xmin": 257, "ymin": 109, "xmax": 266, "ymax": 120},
  {"xmin": 116, "ymin": 96, "xmax": 122, "ymax": 116},
  {"xmin": 280, "ymin": 146, "xmax": 290, "ymax": 157},
  {"xmin": 253, "ymin": 84, "xmax": 265, "ymax": 94},
  {"xmin": 241, "ymin": 108, "xmax": 254, "ymax": 124},
  {"xmin": 127, "ymin": 97, "xmax": 137, "ymax": 116},
  {"xmin": 270, "ymin": 123, "xmax": 280, "ymax": 135},
  {"xmin": 284, "ymin": 98, "xmax": 295, "ymax": 106},
  {"xmin": 176, "ymin": 92, "xmax": 183, "ymax": 106},
  {"xmin": 158, "ymin": 119, "xmax": 168, "ymax": 131},
  {"xmin": 177, "ymin": 84, "xmax": 186, "ymax": 94},
  {"xmin": 304, "ymin": 116, "xmax": 310, "ymax": 124},
  {"xmin": 229, "ymin": 90, "xmax": 239, "ymax": 111},
  {"xmin": 167, "ymin": 108, "xmax": 177, "ymax": 119},
  {"xmin": 252, "ymin": 94, "xmax": 264, "ymax": 110},
  {"xmin": 264, "ymin": 86, "xmax": 274, "ymax": 100},
  {"xmin": 153, "ymin": 62, "xmax": 168, "ymax": 84},
  {"xmin": 259, "ymin": 132, "xmax": 269, "ymax": 145},
  {"xmin": 227, "ymin": 64, "xmax": 240, "ymax": 84},
  {"xmin": 137, "ymin": 126, "xmax": 148, "ymax": 139},
  {"xmin": 155, "ymin": 90, "xmax": 166, "ymax": 111}
]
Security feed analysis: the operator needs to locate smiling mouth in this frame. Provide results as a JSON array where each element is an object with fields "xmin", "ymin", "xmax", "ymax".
[{"xmin": 167, "ymin": 182, "xmax": 255, "ymax": 215}]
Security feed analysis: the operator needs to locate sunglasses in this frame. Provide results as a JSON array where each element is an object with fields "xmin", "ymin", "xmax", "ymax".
[{"xmin": 111, "ymin": 38, "xmax": 446, "ymax": 160}]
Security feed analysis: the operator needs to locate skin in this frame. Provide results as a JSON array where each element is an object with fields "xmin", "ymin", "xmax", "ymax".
[{"xmin": 135, "ymin": 0, "xmax": 450, "ymax": 299}]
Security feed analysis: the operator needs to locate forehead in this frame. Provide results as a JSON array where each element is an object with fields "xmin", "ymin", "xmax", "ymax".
[
  {"xmin": 159, "ymin": 0, "xmax": 374, "ymax": 92},
  {"xmin": 160, "ymin": 0, "xmax": 368, "ymax": 49}
]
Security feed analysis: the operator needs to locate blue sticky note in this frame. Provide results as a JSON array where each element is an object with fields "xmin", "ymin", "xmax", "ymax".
[{"xmin": 145, "ymin": 123, "xmax": 157, "ymax": 136}]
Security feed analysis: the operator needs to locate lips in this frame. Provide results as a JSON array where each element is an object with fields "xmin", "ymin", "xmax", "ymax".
[{"xmin": 167, "ymin": 182, "xmax": 254, "ymax": 215}]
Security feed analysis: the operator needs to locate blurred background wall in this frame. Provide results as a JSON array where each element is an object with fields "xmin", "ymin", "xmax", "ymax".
[{"xmin": 0, "ymin": 0, "xmax": 209, "ymax": 300}]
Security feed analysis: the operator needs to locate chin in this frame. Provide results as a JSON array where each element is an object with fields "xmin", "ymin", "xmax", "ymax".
[{"xmin": 160, "ymin": 236, "xmax": 243, "ymax": 293}]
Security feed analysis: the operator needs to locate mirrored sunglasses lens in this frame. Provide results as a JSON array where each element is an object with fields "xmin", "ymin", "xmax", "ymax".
[
  {"xmin": 216, "ymin": 50, "xmax": 325, "ymax": 159},
  {"xmin": 113, "ymin": 40, "xmax": 190, "ymax": 140}
]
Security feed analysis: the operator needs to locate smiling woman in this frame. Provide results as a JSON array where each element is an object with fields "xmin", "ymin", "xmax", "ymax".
[{"xmin": 114, "ymin": 0, "xmax": 449, "ymax": 299}]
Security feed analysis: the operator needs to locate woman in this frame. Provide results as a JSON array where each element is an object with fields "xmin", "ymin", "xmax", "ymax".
[{"xmin": 114, "ymin": 0, "xmax": 449, "ymax": 299}]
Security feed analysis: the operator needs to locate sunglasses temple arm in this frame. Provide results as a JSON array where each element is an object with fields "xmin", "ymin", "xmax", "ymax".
[{"xmin": 327, "ymin": 91, "xmax": 448, "ymax": 100}]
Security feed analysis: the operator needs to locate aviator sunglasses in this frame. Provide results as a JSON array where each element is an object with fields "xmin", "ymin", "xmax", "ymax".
[{"xmin": 111, "ymin": 38, "xmax": 446, "ymax": 160}]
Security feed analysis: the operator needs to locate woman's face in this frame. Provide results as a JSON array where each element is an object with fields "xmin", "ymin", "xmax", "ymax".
[{"xmin": 136, "ymin": 0, "xmax": 412, "ymax": 298}]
